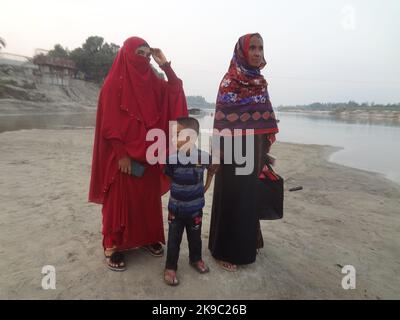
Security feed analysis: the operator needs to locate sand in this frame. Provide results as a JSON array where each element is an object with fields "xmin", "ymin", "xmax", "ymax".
[{"xmin": 0, "ymin": 128, "xmax": 399, "ymax": 300}]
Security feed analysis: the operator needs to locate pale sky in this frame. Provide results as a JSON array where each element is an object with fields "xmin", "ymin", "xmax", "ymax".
[{"xmin": 2, "ymin": 0, "xmax": 400, "ymax": 105}]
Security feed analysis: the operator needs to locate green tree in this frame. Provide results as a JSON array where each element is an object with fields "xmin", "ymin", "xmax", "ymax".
[
  {"xmin": 69, "ymin": 36, "xmax": 120, "ymax": 82},
  {"xmin": 82, "ymin": 36, "xmax": 105, "ymax": 54},
  {"xmin": 48, "ymin": 44, "xmax": 70, "ymax": 58}
]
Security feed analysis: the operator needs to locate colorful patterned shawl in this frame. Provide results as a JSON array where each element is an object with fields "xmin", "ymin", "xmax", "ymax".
[{"xmin": 213, "ymin": 33, "xmax": 279, "ymax": 134}]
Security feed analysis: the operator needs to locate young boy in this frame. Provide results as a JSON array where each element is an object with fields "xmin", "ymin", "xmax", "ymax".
[{"xmin": 163, "ymin": 117, "xmax": 214, "ymax": 286}]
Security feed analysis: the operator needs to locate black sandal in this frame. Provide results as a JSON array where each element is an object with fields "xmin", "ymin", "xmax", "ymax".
[
  {"xmin": 142, "ymin": 243, "xmax": 164, "ymax": 257},
  {"xmin": 104, "ymin": 251, "xmax": 126, "ymax": 272}
]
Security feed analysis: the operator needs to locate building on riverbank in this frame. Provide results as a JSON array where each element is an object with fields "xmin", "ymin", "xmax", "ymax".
[
  {"xmin": 32, "ymin": 55, "xmax": 77, "ymax": 86},
  {"xmin": 0, "ymin": 51, "xmax": 82, "ymax": 86}
]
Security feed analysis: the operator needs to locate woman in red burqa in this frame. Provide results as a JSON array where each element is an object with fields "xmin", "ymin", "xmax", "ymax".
[{"xmin": 89, "ymin": 37, "xmax": 188, "ymax": 271}]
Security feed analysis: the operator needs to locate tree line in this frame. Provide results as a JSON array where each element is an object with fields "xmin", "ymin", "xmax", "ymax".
[
  {"xmin": 279, "ymin": 101, "xmax": 400, "ymax": 112},
  {"xmin": 186, "ymin": 95, "xmax": 215, "ymax": 108}
]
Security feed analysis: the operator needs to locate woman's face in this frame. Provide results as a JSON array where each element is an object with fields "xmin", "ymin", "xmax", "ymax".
[
  {"xmin": 135, "ymin": 45, "xmax": 151, "ymax": 59},
  {"xmin": 247, "ymin": 36, "xmax": 264, "ymax": 68}
]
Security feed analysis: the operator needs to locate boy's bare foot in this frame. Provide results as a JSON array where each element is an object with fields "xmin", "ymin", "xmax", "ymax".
[{"xmin": 164, "ymin": 269, "xmax": 179, "ymax": 286}]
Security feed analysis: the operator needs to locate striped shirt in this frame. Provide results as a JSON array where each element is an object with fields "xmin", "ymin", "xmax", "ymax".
[{"xmin": 165, "ymin": 149, "xmax": 211, "ymax": 216}]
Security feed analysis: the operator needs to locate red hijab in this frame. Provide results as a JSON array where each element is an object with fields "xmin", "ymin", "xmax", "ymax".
[
  {"xmin": 89, "ymin": 37, "xmax": 188, "ymax": 204},
  {"xmin": 102, "ymin": 37, "xmax": 163, "ymax": 129}
]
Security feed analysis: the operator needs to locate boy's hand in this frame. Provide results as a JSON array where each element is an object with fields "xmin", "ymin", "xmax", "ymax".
[
  {"xmin": 204, "ymin": 181, "xmax": 211, "ymax": 193},
  {"xmin": 118, "ymin": 156, "xmax": 131, "ymax": 175},
  {"xmin": 150, "ymin": 48, "xmax": 168, "ymax": 66},
  {"xmin": 204, "ymin": 164, "xmax": 219, "ymax": 193}
]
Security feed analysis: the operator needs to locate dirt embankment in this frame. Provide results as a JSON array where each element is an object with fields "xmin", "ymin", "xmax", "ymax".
[{"xmin": 0, "ymin": 63, "xmax": 100, "ymax": 115}]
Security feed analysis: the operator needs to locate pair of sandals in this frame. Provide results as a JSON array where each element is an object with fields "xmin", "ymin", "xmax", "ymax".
[
  {"xmin": 164, "ymin": 260, "xmax": 210, "ymax": 286},
  {"xmin": 104, "ymin": 243, "xmax": 164, "ymax": 272}
]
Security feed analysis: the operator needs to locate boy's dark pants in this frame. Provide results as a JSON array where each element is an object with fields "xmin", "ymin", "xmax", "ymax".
[{"xmin": 165, "ymin": 210, "xmax": 203, "ymax": 271}]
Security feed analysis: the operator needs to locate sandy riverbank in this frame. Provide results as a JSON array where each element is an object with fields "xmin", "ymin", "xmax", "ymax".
[{"xmin": 0, "ymin": 128, "xmax": 399, "ymax": 299}]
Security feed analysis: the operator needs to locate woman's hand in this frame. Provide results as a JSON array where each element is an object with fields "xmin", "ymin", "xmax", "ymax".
[
  {"xmin": 150, "ymin": 48, "xmax": 168, "ymax": 66},
  {"xmin": 118, "ymin": 156, "xmax": 131, "ymax": 175}
]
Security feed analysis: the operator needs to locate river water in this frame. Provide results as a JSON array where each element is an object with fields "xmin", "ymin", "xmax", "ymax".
[{"xmin": 1, "ymin": 110, "xmax": 399, "ymax": 184}]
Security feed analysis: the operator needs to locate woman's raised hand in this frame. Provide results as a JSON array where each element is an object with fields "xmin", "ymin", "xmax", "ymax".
[{"xmin": 150, "ymin": 48, "xmax": 168, "ymax": 66}]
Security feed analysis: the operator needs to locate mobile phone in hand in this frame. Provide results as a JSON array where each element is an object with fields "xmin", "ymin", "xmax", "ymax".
[{"xmin": 131, "ymin": 160, "xmax": 146, "ymax": 177}]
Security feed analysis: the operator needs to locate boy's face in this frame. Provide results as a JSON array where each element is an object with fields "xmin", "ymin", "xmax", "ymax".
[{"xmin": 175, "ymin": 123, "xmax": 198, "ymax": 151}]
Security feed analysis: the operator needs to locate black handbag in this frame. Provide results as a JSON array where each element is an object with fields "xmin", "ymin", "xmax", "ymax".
[{"xmin": 256, "ymin": 163, "xmax": 284, "ymax": 220}]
